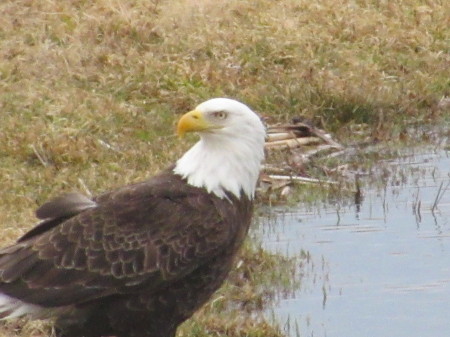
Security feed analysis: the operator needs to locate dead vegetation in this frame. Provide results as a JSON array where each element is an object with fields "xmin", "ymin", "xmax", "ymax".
[{"xmin": 260, "ymin": 120, "xmax": 346, "ymax": 201}]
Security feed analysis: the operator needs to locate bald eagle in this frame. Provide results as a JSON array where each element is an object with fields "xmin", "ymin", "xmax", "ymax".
[{"xmin": 0, "ymin": 98, "xmax": 266, "ymax": 337}]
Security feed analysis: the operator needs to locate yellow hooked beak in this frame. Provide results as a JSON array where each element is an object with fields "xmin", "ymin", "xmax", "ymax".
[{"xmin": 177, "ymin": 109, "xmax": 212, "ymax": 137}]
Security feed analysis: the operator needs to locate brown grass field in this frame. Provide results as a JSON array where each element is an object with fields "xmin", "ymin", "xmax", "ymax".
[{"xmin": 0, "ymin": 0, "xmax": 449, "ymax": 336}]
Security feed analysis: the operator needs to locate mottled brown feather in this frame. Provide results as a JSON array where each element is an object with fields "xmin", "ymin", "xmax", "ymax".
[{"xmin": 0, "ymin": 169, "xmax": 253, "ymax": 337}]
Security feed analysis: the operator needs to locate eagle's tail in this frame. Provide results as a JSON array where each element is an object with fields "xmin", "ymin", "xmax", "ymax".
[{"xmin": 0, "ymin": 293, "xmax": 41, "ymax": 319}]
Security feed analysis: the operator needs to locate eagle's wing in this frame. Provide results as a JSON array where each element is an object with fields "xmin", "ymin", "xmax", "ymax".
[
  {"xmin": 0, "ymin": 174, "xmax": 238, "ymax": 309},
  {"xmin": 17, "ymin": 192, "xmax": 97, "ymax": 243}
]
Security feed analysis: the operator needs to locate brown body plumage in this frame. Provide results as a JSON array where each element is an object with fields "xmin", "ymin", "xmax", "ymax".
[
  {"xmin": 0, "ymin": 98, "xmax": 266, "ymax": 337},
  {"xmin": 0, "ymin": 170, "xmax": 252, "ymax": 337}
]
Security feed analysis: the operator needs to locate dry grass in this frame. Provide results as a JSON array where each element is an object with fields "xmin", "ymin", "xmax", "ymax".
[{"xmin": 0, "ymin": 0, "xmax": 449, "ymax": 336}]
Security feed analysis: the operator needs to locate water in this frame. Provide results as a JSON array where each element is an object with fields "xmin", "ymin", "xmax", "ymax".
[{"xmin": 261, "ymin": 148, "xmax": 450, "ymax": 337}]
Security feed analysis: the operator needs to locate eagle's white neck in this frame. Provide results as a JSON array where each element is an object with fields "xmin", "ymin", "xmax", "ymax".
[{"xmin": 173, "ymin": 130, "xmax": 265, "ymax": 200}]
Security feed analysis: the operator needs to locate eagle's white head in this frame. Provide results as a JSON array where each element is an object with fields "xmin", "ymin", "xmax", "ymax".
[{"xmin": 173, "ymin": 98, "xmax": 266, "ymax": 199}]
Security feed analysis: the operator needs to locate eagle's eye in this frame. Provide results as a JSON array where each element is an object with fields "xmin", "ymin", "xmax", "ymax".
[{"xmin": 212, "ymin": 111, "xmax": 227, "ymax": 120}]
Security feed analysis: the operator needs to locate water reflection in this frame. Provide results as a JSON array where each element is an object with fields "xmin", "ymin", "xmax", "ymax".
[{"xmin": 261, "ymin": 149, "xmax": 450, "ymax": 337}]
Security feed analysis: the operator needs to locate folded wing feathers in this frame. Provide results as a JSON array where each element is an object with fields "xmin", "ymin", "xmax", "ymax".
[
  {"xmin": 0, "ymin": 173, "xmax": 250, "ymax": 323},
  {"xmin": 36, "ymin": 192, "xmax": 97, "ymax": 220}
]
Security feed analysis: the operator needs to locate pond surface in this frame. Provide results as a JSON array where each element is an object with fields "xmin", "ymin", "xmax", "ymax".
[{"xmin": 261, "ymin": 148, "xmax": 450, "ymax": 337}]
